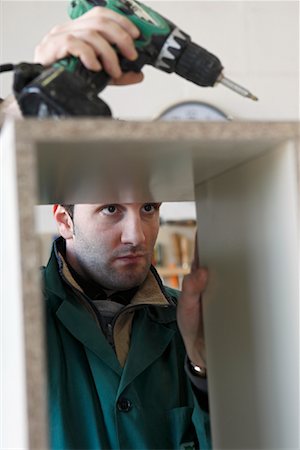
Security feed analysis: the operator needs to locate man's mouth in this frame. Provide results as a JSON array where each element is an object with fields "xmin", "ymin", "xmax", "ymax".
[
  {"xmin": 117, "ymin": 253, "xmax": 145, "ymax": 259},
  {"xmin": 115, "ymin": 253, "xmax": 147, "ymax": 263}
]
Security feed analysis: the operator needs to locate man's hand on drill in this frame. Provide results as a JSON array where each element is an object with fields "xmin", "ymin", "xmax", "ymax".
[{"xmin": 34, "ymin": 6, "xmax": 144, "ymax": 86}]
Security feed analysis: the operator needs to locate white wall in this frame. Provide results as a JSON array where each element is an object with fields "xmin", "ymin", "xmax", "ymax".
[{"xmin": 1, "ymin": 1, "xmax": 299, "ymax": 121}]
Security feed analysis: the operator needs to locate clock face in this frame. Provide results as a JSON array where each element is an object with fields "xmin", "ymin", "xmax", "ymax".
[{"xmin": 158, "ymin": 100, "xmax": 231, "ymax": 121}]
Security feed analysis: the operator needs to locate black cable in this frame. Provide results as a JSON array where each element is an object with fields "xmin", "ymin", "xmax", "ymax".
[{"xmin": 0, "ymin": 63, "xmax": 15, "ymax": 73}]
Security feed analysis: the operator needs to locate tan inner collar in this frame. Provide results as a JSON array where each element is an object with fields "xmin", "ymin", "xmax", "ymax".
[
  {"xmin": 57, "ymin": 250, "xmax": 170, "ymax": 366},
  {"xmin": 58, "ymin": 249, "xmax": 168, "ymax": 307}
]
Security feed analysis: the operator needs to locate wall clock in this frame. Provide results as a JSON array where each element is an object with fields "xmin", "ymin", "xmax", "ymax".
[{"xmin": 157, "ymin": 100, "xmax": 231, "ymax": 121}]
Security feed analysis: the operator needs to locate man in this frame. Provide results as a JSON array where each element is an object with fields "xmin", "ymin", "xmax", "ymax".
[
  {"xmin": 44, "ymin": 202, "xmax": 210, "ymax": 449},
  {"xmin": 3, "ymin": 7, "xmax": 210, "ymax": 448}
]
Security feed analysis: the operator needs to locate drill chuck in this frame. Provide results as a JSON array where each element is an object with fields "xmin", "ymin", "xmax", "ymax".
[{"xmin": 175, "ymin": 41, "xmax": 223, "ymax": 87}]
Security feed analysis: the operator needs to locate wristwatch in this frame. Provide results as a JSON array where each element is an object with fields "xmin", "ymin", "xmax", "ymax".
[{"xmin": 188, "ymin": 358, "xmax": 207, "ymax": 378}]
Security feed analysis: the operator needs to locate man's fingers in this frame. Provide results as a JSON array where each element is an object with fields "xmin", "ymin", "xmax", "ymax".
[
  {"xmin": 98, "ymin": 23, "xmax": 138, "ymax": 61},
  {"xmin": 111, "ymin": 71, "xmax": 144, "ymax": 85},
  {"xmin": 74, "ymin": 30, "xmax": 123, "ymax": 77},
  {"xmin": 52, "ymin": 16, "xmax": 138, "ymax": 61},
  {"xmin": 98, "ymin": 7, "xmax": 140, "ymax": 38},
  {"xmin": 190, "ymin": 232, "xmax": 200, "ymax": 272},
  {"xmin": 59, "ymin": 7, "xmax": 140, "ymax": 39},
  {"xmin": 46, "ymin": 7, "xmax": 139, "ymax": 62},
  {"xmin": 34, "ymin": 30, "xmax": 144, "ymax": 83},
  {"xmin": 35, "ymin": 30, "xmax": 127, "ymax": 78},
  {"xmin": 35, "ymin": 34, "xmax": 102, "ymax": 72},
  {"xmin": 77, "ymin": 19, "xmax": 138, "ymax": 62},
  {"xmin": 181, "ymin": 268, "xmax": 208, "ymax": 299},
  {"xmin": 34, "ymin": 6, "xmax": 141, "ymax": 78}
]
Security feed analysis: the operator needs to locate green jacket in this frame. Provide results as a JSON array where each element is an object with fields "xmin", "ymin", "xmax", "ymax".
[{"xmin": 43, "ymin": 243, "xmax": 211, "ymax": 450}]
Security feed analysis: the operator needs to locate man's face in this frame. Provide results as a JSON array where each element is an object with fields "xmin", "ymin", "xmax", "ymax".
[{"xmin": 65, "ymin": 203, "xmax": 161, "ymax": 291}]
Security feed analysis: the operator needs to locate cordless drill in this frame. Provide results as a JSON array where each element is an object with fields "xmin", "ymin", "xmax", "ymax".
[{"xmin": 9, "ymin": 0, "xmax": 257, "ymax": 117}]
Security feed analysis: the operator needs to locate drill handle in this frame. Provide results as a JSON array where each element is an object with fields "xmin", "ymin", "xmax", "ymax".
[
  {"xmin": 55, "ymin": 57, "xmax": 111, "ymax": 93},
  {"xmin": 57, "ymin": 53, "xmax": 145, "ymax": 97},
  {"xmin": 78, "ymin": 62, "xmax": 111, "ymax": 92}
]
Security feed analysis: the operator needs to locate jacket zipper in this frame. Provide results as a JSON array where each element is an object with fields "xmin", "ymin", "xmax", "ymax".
[
  {"xmin": 108, "ymin": 302, "xmax": 171, "ymax": 348},
  {"xmin": 59, "ymin": 267, "xmax": 174, "ymax": 349}
]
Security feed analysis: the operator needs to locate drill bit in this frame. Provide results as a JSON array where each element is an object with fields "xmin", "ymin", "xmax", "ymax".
[{"xmin": 218, "ymin": 74, "xmax": 258, "ymax": 101}]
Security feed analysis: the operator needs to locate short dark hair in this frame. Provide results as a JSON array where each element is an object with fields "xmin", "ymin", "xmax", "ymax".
[{"xmin": 62, "ymin": 204, "xmax": 74, "ymax": 219}]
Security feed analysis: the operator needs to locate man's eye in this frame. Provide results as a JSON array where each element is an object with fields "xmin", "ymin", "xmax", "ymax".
[
  {"xmin": 142, "ymin": 203, "xmax": 158, "ymax": 213},
  {"xmin": 102, "ymin": 205, "xmax": 117, "ymax": 215}
]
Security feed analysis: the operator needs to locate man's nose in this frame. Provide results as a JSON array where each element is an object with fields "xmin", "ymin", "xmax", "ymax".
[{"xmin": 121, "ymin": 215, "xmax": 146, "ymax": 246}]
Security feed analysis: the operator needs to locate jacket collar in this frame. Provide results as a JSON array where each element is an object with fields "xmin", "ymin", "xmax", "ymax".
[
  {"xmin": 43, "ymin": 237, "xmax": 177, "ymax": 323},
  {"xmin": 43, "ymin": 238, "xmax": 178, "ymax": 376}
]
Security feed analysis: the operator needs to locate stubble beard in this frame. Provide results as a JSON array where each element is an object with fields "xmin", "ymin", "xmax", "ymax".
[
  {"xmin": 74, "ymin": 243, "xmax": 152, "ymax": 291},
  {"xmin": 70, "ymin": 219, "xmax": 155, "ymax": 291}
]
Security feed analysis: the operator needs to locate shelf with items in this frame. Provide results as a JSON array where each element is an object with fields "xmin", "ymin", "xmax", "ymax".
[
  {"xmin": 156, "ymin": 266, "xmax": 190, "ymax": 277},
  {"xmin": 153, "ymin": 220, "xmax": 196, "ymax": 289}
]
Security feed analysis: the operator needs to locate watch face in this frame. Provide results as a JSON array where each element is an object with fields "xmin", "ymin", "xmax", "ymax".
[{"xmin": 158, "ymin": 100, "xmax": 231, "ymax": 121}]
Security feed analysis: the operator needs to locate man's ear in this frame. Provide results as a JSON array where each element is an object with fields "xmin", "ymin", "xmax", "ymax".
[{"xmin": 53, "ymin": 205, "xmax": 74, "ymax": 239}]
